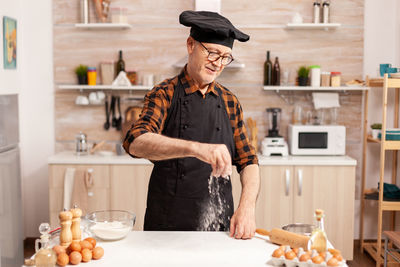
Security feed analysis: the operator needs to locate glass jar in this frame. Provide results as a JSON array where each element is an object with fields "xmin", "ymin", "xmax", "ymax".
[
  {"xmin": 126, "ymin": 70, "xmax": 138, "ymax": 85},
  {"xmin": 321, "ymin": 71, "xmax": 330, "ymax": 86},
  {"xmin": 331, "ymin": 71, "xmax": 341, "ymax": 87},
  {"xmin": 87, "ymin": 67, "xmax": 97, "ymax": 86},
  {"xmin": 111, "ymin": 7, "xmax": 128, "ymax": 24}
]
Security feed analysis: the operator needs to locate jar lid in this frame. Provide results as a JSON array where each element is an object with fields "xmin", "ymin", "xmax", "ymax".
[
  {"xmin": 331, "ymin": 71, "xmax": 341, "ymax": 75},
  {"xmin": 100, "ymin": 61, "xmax": 114, "ymax": 64},
  {"xmin": 88, "ymin": 67, "xmax": 96, "ymax": 71},
  {"xmin": 321, "ymin": 71, "xmax": 331, "ymax": 75},
  {"xmin": 309, "ymin": 65, "xmax": 321, "ymax": 69}
]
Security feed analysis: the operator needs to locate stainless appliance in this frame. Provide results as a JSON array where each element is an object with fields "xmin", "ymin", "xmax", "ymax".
[
  {"xmin": 261, "ymin": 108, "xmax": 288, "ymax": 156},
  {"xmin": 288, "ymin": 124, "xmax": 346, "ymax": 155},
  {"xmin": 0, "ymin": 94, "xmax": 24, "ymax": 267}
]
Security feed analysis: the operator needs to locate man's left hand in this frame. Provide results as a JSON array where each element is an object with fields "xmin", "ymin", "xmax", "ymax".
[{"xmin": 229, "ymin": 204, "xmax": 256, "ymax": 239}]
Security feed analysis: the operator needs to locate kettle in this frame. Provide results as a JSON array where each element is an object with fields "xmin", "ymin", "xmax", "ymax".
[{"xmin": 75, "ymin": 132, "xmax": 88, "ymax": 155}]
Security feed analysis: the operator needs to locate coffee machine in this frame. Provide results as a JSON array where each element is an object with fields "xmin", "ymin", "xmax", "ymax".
[{"xmin": 261, "ymin": 108, "xmax": 288, "ymax": 156}]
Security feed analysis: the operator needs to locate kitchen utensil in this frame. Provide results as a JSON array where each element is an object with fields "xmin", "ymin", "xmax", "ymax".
[
  {"xmin": 282, "ymin": 223, "xmax": 315, "ymax": 237},
  {"xmin": 255, "ymin": 228, "xmax": 309, "ymax": 250},
  {"xmin": 75, "ymin": 132, "xmax": 88, "ymax": 155},
  {"xmin": 103, "ymin": 96, "xmax": 110, "ymax": 130},
  {"xmin": 111, "ymin": 96, "xmax": 117, "ymax": 128},
  {"xmin": 90, "ymin": 140, "xmax": 106, "ymax": 154},
  {"xmin": 85, "ymin": 210, "xmax": 135, "ymax": 241},
  {"xmin": 116, "ymin": 96, "xmax": 122, "ymax": 131}
]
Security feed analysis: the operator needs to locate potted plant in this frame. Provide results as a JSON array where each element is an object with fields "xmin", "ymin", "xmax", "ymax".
[
  {"xmin": 371, "ymin": 123, "xmax": 382, "ymax": 139},
  {"xmin": 297, "ymin": 66, "xmax": 310, "ymax": 86},
  {"xmin": 75, "ymin": 64, "xmax": 88, "ymax": 85}
]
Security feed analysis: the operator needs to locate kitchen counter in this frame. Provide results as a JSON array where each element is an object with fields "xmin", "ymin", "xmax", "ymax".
[{"xmin": 48, "ymin": 151, "xmax": 356, "ymax": 166}]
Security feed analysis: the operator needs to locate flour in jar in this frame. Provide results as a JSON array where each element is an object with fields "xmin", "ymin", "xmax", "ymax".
[
  {"xmin": 197, "ymin": 175, "xmax": 231, "ymax": 231},
  {"xmin": 90, "ymin": 221, "xmax": 131, "ymax": 240}
]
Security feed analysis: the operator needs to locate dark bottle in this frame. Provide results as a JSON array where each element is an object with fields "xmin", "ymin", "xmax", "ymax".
[
  {"xmin": 272, "ymin": 57, "xmax": 280, "ymax": 85},
  {"xmin": 263, "ymin": 51, "xmax": 273, "ymax": 85},
  {"xmin": 116, "ymin": 50, "xmax": 125, "ymax": 76}
]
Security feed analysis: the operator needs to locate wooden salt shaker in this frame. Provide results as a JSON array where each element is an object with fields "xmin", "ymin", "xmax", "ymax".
[
  {"xmin": 70, "ymin": 205, "xmax": 82, "ymax": 242},
  {"xmin": 59, "ymin": 209, "xmax": 73, "ymax": 248}
]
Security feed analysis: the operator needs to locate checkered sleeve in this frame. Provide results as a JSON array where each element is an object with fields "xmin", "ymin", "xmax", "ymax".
[
  {"xmin": 123, "ymin": 85, "xmax": 170, "ymax": 157},
  {"xmin": 232, "ymin": 97, "xmax": 258, "ymax": 173}
]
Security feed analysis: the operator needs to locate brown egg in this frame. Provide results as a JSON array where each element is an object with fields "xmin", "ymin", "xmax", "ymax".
[
  {"xmin": 292, "ymin": 248, "xmax": 299, "ymax": 255},
  {"xmin": 312, "ymin": 255, "xmax": 324, "ymax": 264},
  {"xmin": 272, "ymin": 248, "xmax": 284, "ymax": 258},
  {"xmin": 319, "ymin": 251, "xmax": 326, "ymax": 259},
  {"xmin": 84, "ymin": 237, "xmax": 96, "ymax": 248},
  {"xmin": 92, "ymin": 246, "xmax": 104, "ymax": 260},
  {"xmin": 278, "ymin": 245, "xmax": 285, "ymax": 251},
  {"xmin": 328, "ymin": 248, "xmax": 341, "ymax": 256},
  {"xmin": 69, "ymin": 251, "xmax": 82, "ymax": 265},
  {"xmin": 80, "ymin": 240, "xmax": 93, "ymax": 250},
  {"xmin": 81, "ymin": 248, "xmax": 92, "ymax": 262},
  {"xmin": 299, "ymin": 253, "xmax": 311, "ymax": 262},
  {"xmin": 52, "ymin": 245, "xmax": 66, "ymax": 255},
  {"xmin": 285, "ymin": 250, "xmax": 297, "ymax": 260},
  {"xmin": 327, "ymin": 257, "xmax": 339, "ymax": 266},
  {"xmin": 56, "ymin": 253, "xmax": 69, "ymax": 266},
  {"xmin": 334, "ymin": 253, "xmax": 343, "ymax": 261},
  {"xmin": 69, "ymin": 241, "xmax": 81, "ymax": 253}
]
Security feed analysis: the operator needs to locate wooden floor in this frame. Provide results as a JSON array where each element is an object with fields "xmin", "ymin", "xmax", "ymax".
[{"xmin": 24, "ymin": 238, "xmax": 376, "ymax": 266}]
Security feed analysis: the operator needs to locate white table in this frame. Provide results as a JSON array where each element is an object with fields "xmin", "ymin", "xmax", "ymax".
[{"xmin": 80, "ymin": 231, "xmax": 276, "ymax": 267}]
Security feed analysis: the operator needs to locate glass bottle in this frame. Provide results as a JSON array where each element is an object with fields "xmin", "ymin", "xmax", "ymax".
[
  {"xmin": 263, "ymin": 51, "xmax": 273, "ymax": 86},
  {"xmin": 116, "ymin": 50, "xmax": 125, "ymax": 76},
  {"xmin": 272, "ymin": 57, "xmax": 280, "ymax": 86},
  {"xmin": 34, "ymin": 223, "xmax": 57, "ymax": 267},
  {"xmin": 309, "ymin": 209, "xmax": 328, "ymax": 253}
]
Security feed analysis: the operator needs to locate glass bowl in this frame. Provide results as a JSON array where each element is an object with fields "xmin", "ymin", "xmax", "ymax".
[
  {"xmin": 282, "ymin": 223, "xmax": 314, "ymax": 236},
  {"xmin": 85, "ymin": 210, "xmax": 135, "ymax": 241}
]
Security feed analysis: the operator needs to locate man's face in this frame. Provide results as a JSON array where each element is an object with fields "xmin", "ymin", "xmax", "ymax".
[{"xmin": 187, "ymin": 37, "xmax": 232, "ymax": 86}]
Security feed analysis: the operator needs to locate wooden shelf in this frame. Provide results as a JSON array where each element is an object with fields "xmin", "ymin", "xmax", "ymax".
[
  {"xmin": 286, "ymin": 23, "xmax": 341, "ymax": 30},
  {"xmin": 367, "ymin": 135, "xmax": 380, "ymax": 143},
  {"xmin": 263, "ymin": 85, "xmax": 369, "ymax": 91},
  {"xmin": 58, "ymin": 84, "xmax": 152, "ymax": 91},
  {"xmin": 366, "ymin": 135, "xmax": 400, "ymax": 150},
  {"xmin": 362, "ymin": 242, "xmax": 400, "ymax": 266},
  {"xmin": 74, "ymin": 23, "xmax": 131, "ymax": 30}
]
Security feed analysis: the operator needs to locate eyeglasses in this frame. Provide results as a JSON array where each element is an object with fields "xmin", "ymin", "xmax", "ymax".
[{"xmin": 198, "ymin": 42, "xmax": 234, "ymax": 66}]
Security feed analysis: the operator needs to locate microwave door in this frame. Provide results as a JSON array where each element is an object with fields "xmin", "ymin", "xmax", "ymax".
[{"xmin": 299, "ymin": 132, "xmax": 328, "ymax": 149}]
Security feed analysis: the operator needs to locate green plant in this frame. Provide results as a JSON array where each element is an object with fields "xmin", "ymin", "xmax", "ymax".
[
  {"xmin": 371, "ymin": 123, "xmax": 382, "ymax": 130},
  {"xmin": 74, "ymin": 64, "xmax": 88, "ymax": 76},
  {"xmin": 297, "ymin": 66, "xmax": 310, "ymax": 78}
]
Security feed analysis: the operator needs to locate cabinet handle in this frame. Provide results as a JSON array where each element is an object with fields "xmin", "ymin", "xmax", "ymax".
[
  {"xmin": 285, "ymin": 169, "xmax": 290, "ymax": 196},
  {"xmin": 298, "ymin": 169, "xmax": 303, "ymax": 196}
]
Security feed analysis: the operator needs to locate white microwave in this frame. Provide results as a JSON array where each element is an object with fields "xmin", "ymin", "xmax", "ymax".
[{"xmin": 288, "ymin": 124, "xmax": 346, "ymax": 155}]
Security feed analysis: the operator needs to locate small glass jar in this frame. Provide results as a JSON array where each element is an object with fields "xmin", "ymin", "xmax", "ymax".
[
  {"xmin": 87, "ymin": 67, "xmax": 97, "ymax": 86},
  {"xmin": 321, "ymin": 71, "xmax": 330, "ymax": 86},
  {"xmin": 126, "ymin": 70, "xmax": 138, "ymax": 85},
  {"xmin": 100, "ymin": 61, "xmax": 114, "ymax": 85},
  {"xmin": 111, "ymin": 7, "xmax": 128, "ymax": 24},
  {"xmin": 330, "ymin": 72, "xmax": 341, "ymax": 87}
]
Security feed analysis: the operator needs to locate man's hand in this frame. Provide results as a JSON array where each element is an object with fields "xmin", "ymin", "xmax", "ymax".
[
  {"xmin": 195, "ymin": 143, "xmax": 232, "ymax": 178},
  {"xmin": 229, "ymin": 204, "xmax": 256, "ymax": 239}
]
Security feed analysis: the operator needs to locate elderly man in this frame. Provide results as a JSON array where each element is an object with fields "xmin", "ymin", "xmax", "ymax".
[{"xmin": 123, "ymin": 10, "xmax": 260, "ymax": 239}]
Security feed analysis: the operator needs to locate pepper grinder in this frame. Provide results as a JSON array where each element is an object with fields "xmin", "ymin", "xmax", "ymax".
[
  {"xmin": 59, "ymin": 209, "xmax": 73, "ymax": 248},
  {"xmin": 70, "ymin": 205, "xmax": 82, "ymax": 242}
]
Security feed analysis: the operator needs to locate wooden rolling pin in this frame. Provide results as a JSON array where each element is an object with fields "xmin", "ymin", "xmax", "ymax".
[{"xmin": 256, "ymin": 228, "xmax": 310, "ymax": 250}]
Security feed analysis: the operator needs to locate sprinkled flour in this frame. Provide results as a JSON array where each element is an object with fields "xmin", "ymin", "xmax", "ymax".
[{"xmin": 197, "ymin": 175, "xmax": 231, "ymax": 231}]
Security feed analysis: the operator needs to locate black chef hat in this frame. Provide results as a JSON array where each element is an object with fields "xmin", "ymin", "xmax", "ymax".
[{"xmin": 179, "ymin": 10, "xmax": 249, "ymax": 49}]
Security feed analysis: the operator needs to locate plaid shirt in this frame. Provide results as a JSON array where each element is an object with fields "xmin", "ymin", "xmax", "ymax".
[{"xmin": 123, "ymin": 66, "xmax": 258, "ymax": 173}]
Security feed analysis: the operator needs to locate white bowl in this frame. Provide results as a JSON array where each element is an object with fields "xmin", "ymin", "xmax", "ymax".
[{"xmin": 85, "ymin": 210, "xmax": 136, "ymax": 241}]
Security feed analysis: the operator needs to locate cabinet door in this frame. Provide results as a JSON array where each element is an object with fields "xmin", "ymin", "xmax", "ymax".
[
  {"xmin": 48, "ymin": 164, "xmax": 110, "ymax": 228},
  {"xmin": 292, "ymin": 165, "xmax": 355, "ymax": 260},
  {"xmin": 110, "ymin": 165, "xmax": 153, "ymax": 230},
  {"xmin": 256, "ymin": 166, "xmax": 293, "ymax": 230}
]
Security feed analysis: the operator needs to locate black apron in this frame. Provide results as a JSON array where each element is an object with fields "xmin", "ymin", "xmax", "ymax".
[{"xmin": 144, "ymin": 72, "xmax": 235, "ymax": 231}]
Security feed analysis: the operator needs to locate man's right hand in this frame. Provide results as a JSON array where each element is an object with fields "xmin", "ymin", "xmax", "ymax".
[{"xmin": 194, "ymin": 143, "xmax": 232, "ymax": 178}]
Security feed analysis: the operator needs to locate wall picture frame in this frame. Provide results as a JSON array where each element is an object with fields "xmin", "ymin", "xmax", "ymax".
[{"xmin": 3, "ymin": 16, "xmax": 17, "ymax": 69}]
